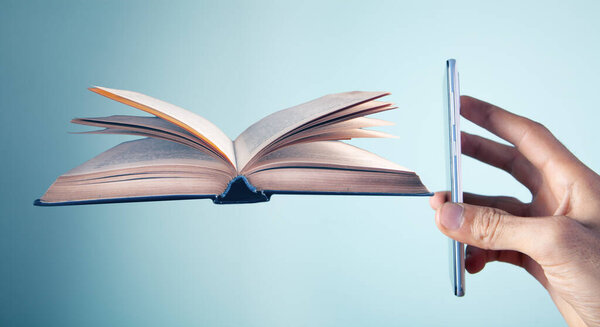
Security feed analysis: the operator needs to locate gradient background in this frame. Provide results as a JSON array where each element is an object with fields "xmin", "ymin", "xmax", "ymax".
[{"xmin": 2, "ymin": 0, "xmax": 599, "ymax": 326}]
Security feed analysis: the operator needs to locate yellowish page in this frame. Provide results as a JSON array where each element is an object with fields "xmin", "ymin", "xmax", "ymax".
[{"xmin": 90, "ymin": 86, "xmax": 236, "ymax": 168}]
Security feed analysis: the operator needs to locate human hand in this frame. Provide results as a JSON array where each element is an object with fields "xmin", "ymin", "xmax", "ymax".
[{"xmin": 430, "ymin": 96, "xmax": 600, "ymax": 326}]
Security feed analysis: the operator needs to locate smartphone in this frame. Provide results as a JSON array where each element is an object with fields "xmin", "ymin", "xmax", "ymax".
[{"xmin": 445, "ymin": 59, "xmax": 465, "ymax": 297}]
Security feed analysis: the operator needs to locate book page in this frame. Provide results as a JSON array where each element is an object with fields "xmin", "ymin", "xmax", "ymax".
[
  {"xmin": 72, "ymin": 115, "xmax": 224, "ymax": 158},
  {"xmin": 248, "ymin": 168, "xmax": 427, "ymax": 194},
  {"xmin": 78, "ymin": 128, "xmax": 216, "ymax": 155},
  {"xmin": 292, "ymin": 101, "xmax": 394, "ymax": 133},
  {"xmin": 40, "ymin": 137, "xmax": 235, "ymax": 203},
  {"xmin": 73, "ymin": 115, "xmax": 196, "ymax": 140},
  {"xmin": 63, "ymin": 137, "xmax": 234, "ymax": 177},
  {"xmin": 245, "ymin": 141, "xmax": 412, "ymax": 174},
  {"xmin": 90, "ymin": 87, "xmax": 237, "ymax": 168},
  {"xmin": 265, "ymin": 117, "xmax": 394, "ymax": 151},
  {"xmin": 244, "ymin": 141, "xmax": 428, "ymax": 195},
  {"xmin": 307, "ymin": 117, "xmax": 394, "ymax": 132},
  {"xmin": 234, "ymin": 91, "xmax": 389, "ymax": 170}
]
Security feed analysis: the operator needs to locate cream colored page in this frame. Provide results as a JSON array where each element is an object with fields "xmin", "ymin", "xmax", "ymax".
[
  {"xmin": 64, "ymin": 138, "xmax": 230, "ymax": 176},
  {"xmin": 72, "ymin": 115, "xmax": 221, "ymax": 155},
  {"xmin": 73, "ymin": 115, "xmax": 195, "ymax": 138},
  {"xmin": 266, "ymin": 129, "xmax": 396, "ymax": 154},
  {"xmin": 92, "ymin": 87, "xmax": 236, "ymax": 168},
  {"xmin": 311, "ymin": 117, "xmax": 394, "ymax": 131},
  {"xmin": 79, "ymin": 128, "xmax": 216, "ymax": 154},
  {"xmin": 234, "ymin": 91, "xmax": 389, "ymax": 170},
  {"xmin": 284, "ymin": 117, "xmax": 394, "ymax": 140},
  {"xmin": 286, "ymin": 129, "xmax": 396, "ymax": 143},
  {"xmin": 246, "ymin": 141, "xmax": 412, "ymax": 174},
  {"xmin": 246, "ymin": 102, "xmax": 395, "ymax": 168},
  {"xmin": 291, "ymin": 101, "xmax": 393, "ymax": 133}
]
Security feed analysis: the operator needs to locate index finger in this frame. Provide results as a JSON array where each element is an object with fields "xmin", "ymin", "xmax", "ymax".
[{"xmin": 460, "ymin": 96, "xmax": 574, "ymax": 173}]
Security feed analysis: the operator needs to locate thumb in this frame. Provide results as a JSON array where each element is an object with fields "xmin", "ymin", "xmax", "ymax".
[{"xmin": 435, "ymin": 202, "xmax": 560, "ymax": 257}]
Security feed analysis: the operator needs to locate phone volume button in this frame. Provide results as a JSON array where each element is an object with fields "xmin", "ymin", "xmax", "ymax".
[{"xmin": 452, "ymin": 124, "xmax": 456, "ymax": 142}]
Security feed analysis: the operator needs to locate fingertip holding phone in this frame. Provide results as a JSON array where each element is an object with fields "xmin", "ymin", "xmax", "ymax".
[{"xmin": 445, "ymin": 59, "xmax": 466, "ymax": 297}]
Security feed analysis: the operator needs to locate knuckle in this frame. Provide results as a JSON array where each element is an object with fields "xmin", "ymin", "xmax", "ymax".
[
  {"xmin": 471, "ymin": 208, "xmax": 504, "ymax": 247},
  {"xmin": 530, "ymin": 120, "xmax": 551, "ymax": 136},
  {"xmin": 520, "ymin": 117, "xmax": 540, "ymax": 131},
  {"xmin": 500, "ymin": 148, "xmax": 520, "ymax": 175}
]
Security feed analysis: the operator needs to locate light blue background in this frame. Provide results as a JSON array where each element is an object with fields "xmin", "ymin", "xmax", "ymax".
[{"xmin": 2, "ymin": 0, "xmax": 599, "ymax": 326}]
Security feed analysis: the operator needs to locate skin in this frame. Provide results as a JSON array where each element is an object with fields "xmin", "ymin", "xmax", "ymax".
[{"xmin": 430, "ymin": 96, "xmax": 600, "ymax": 327}]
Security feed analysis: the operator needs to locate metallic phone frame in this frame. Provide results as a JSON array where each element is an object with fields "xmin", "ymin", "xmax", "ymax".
[{"xmin": 446, "ymin": 59, "xmax": 465, "ymax": 297}]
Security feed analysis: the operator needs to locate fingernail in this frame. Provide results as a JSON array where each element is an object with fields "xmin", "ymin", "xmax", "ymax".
[{"xmin": 440, "ymin": 203, "xmax": 464, "ymax": 230}]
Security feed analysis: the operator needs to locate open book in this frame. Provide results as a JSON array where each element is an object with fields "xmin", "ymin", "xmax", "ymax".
[{"xmin": 35, "ymin": 87, "xmax": 430, "ymax": 205}]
